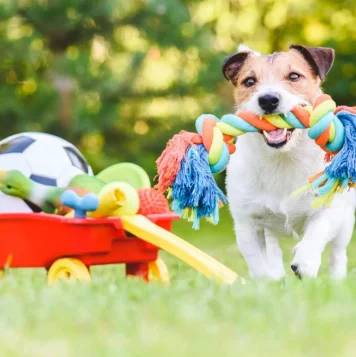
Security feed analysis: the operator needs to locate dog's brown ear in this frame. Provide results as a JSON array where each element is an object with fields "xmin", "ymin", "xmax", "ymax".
[
  {"xmin": 290, "ymin": 45, "xmax": 335, "ymax": 81},
  {"xmin": 222, "ymin": 52, "xmax": 249, "ymax": 84}
]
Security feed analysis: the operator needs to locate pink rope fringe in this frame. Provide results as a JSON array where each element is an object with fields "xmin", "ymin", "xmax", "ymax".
[{"xmin": 155, "ymin": 131, "xmax": 202, "ymax": 192}]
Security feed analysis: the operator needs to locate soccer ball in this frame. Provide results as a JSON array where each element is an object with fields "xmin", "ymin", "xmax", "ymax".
[{"xmin": 0, "ymin": 132, "xmax": 93, "ymax": 213}]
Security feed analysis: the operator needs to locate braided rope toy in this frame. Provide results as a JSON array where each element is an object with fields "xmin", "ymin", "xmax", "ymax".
[{"xmin": 156, "ymin": 94, "xmax": 356, "ymax": 228}]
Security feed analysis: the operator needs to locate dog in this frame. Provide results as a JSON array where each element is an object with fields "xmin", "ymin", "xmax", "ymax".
[{"xmin": 223, "ymin": 44, "xmax": 356, "ymax": 280}]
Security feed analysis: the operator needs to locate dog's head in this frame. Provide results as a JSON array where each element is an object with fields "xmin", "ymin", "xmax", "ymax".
[{"xmin": 222, "ymin": 45, "xmax": 335, "ymax": 151}]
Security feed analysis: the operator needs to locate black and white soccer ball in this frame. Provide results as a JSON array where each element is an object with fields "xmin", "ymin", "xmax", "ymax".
[{"xmin": 0, "ymin": 132, "xmax": 93, "ymax": 213}]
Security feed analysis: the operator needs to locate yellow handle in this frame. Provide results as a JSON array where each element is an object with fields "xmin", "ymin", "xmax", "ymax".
[{"xmin": 121, "ymin": 214, "xmax": 238, "ymax": 284}]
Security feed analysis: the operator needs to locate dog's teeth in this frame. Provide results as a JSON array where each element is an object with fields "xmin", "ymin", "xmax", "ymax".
[
  {"xmin": 283, "ymin": 128, "xmax": 287, "ymax": 136},
  {"xmin": 263, "ymin": 130, "xmax": 272, "ymax": 140}
]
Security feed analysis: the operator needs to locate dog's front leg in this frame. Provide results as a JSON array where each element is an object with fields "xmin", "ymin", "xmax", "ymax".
[
  {"xmin": 291, "ymin": 210, "xmax": 336, "ymax": 278},
  {"xmin": 234, "ymin": 219, "xmax": 276, "ymax": 280},
  {"xmin": 265, "ymin": 229, "xmax": 285, "ymax": 280}
]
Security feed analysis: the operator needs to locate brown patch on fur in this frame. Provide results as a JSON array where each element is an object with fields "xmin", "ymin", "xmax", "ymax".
[{"xmin": 233, "ymin": 49, "xmax": 322, "ymax": 106}]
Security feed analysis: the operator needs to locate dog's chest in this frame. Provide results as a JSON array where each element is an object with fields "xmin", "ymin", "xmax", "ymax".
[
  {"xmin": 226, "ymin": 137, "xmax": 325, "ymax": 237},
  {"xmin": 252, "ymin": 186, "xmax": 312, "ymax": 237}
]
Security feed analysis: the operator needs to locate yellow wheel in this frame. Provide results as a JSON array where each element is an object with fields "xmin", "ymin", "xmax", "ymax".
[
  {"xmin": 148, "ymin": 257, "xmax": 170, "ymax": 285},
  {"xmin": 47, "ymin": 258, "xmax": 91, "ymax": 285}
]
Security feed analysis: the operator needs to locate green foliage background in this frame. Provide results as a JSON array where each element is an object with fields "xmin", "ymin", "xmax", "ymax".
[{"xmin": 2, "ymin": 0, "xmax": 356, "ymax": 178}]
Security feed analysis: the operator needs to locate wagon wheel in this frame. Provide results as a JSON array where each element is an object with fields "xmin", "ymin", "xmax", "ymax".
[
  {"xmin": 47, "ymin": 258, "xmax": 91, "ymax": 285},
  {"xmin": 148, "ymin": 257, "xmax": 170, "ymax": 285}
]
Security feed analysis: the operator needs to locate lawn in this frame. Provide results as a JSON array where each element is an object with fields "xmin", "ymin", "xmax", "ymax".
[{"xmin": 2, "ymin": 208, "xmax": 356, "ymax": 357}]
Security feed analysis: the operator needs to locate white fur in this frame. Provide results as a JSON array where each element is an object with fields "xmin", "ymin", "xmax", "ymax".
[
  {"xmin": 237, "ymin": 44, "xmax": 261, "ymax": 56},
  {"xmin": 236, "ymin": 83, "xmax": 309, "ymax": 117},
  {"xmin": 227, "ymin": 79, "xmax": 356, "ymax": 280}
]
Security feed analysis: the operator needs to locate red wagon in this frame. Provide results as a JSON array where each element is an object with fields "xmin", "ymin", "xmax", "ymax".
[{"xmin": 0, "ymin": 212, "xmax": 178, "ymax": 284}]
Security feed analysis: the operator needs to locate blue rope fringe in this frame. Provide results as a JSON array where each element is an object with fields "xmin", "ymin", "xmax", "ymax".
[
  {"xmin": 170, "ymin": 144, "xmax": 227, "ymax": 229},
  {"xmin": 325, "ymin": 110, "xmax": 356, "ymax": 184}
]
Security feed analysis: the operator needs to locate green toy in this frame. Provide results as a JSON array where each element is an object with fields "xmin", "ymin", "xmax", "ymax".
[
  {"xmin": 0, "ymin": 170, "xmax": 140, "ymax": 217},
  {"xmin": 69, "ymin": 174, "xmax": 106, "ymax": 194},
  {"xmin": 0, "ymin": 163, "xmax": 150, "ymax": 215},
  {"xmin": 97, "ymin": 162, "xmax": 151, "ymax": 189},
  {"xmin": 0, "ymin": 170, "xmax": 88, "ymax": 213}
]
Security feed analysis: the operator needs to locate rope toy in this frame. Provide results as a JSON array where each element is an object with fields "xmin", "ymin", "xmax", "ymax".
[{"xmin": 156, "ymin": 94, "xmax": 356, "ymax": 228}]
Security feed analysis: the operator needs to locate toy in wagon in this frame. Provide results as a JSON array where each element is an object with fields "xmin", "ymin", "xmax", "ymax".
[
  {"xmin": 0, "ymin": 132, "xmax": 93, "ymax": 213},
  {"xmin": 0, "ymin": 132, "xmax": 239, "ymax": 285}
]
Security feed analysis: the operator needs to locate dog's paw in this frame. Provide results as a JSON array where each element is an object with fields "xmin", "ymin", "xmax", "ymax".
[
  {"xmin": 291, "ymin": 242, "xmax": 321, "ymax": 279},
  {"xmin": 249, "ymin": 269, "xmax": 285, "ymax": 282},
  {"xmin": 269, "ymin": 269, "xmax": 286, "ymax": 281}
]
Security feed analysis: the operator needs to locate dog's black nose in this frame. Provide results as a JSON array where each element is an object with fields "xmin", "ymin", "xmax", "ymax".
[{"xmin": 258, "ymin": 94, "xmax": 280, "ymax": 113}]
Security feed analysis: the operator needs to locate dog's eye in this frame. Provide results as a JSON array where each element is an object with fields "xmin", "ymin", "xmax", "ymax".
[
  {"xmin": 242, "ymin": 77, "xmax": 256, "ymax": 87},
  {"xmin": 289, "ymin": 72, "xmax": 301, "ymax": 81}
]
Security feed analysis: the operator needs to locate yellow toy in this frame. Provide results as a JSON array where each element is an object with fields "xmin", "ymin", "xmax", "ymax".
[{"xmin": 65, "ymin": 182, "xmax": 139, "ymax": 218}]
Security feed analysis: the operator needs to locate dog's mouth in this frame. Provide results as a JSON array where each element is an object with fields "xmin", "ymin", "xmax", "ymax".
[{"xmin": 261, "ymin": 128, "xmax": 294, "ymax": 148}]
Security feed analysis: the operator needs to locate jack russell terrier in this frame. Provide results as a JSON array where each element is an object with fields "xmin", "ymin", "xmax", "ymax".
[{"xmin": 223, "ymin": 44, "xmax": 355, "ymax": 280}]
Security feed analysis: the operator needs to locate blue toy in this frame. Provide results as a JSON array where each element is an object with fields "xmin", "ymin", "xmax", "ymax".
[{"xmin": 61, "ymin": 190, "xmax": 99, "ymax": 218}]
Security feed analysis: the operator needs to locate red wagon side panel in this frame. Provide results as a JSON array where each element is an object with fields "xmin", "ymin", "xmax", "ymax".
[
  {"xmin": 0, "ymin": 212, "xmax": 178, "ymax": 269},
  {"xmin": 78, "ymin": 238, "xmax": 158, "ymax": 266},
  {"xmin": 0, "ymin": 214, "xmax": 116, "ymax": 268}
]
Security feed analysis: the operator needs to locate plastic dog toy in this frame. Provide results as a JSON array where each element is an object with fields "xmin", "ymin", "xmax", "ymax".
[
  {"xmin": 0, "ymin": 170, "xmax": 90, "ymax": 214},
  {"xmin": 61, "ymin": 191, "xmax": 99, "ymax": 218},
  {"xmin": 65, "ymin": 182, "xmax": 140, "ymax": 218},
  {"xmin": 0, "ymin": 170, "xmax": 130, "ymax": 216},
  {"xmin": 156, "ymin": 94, "xmax": 356, "ymax": 228}
]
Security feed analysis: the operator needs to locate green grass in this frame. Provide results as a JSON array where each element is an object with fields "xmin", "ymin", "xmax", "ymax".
[{"xmin": 2, "ymin": 208, "xmax": 356, "ymax": 357}]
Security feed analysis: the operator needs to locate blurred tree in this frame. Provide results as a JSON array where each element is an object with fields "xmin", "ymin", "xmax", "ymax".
[{"xmin": 1, "ymin": 0, "xmax": 356, "ymax": 180}]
